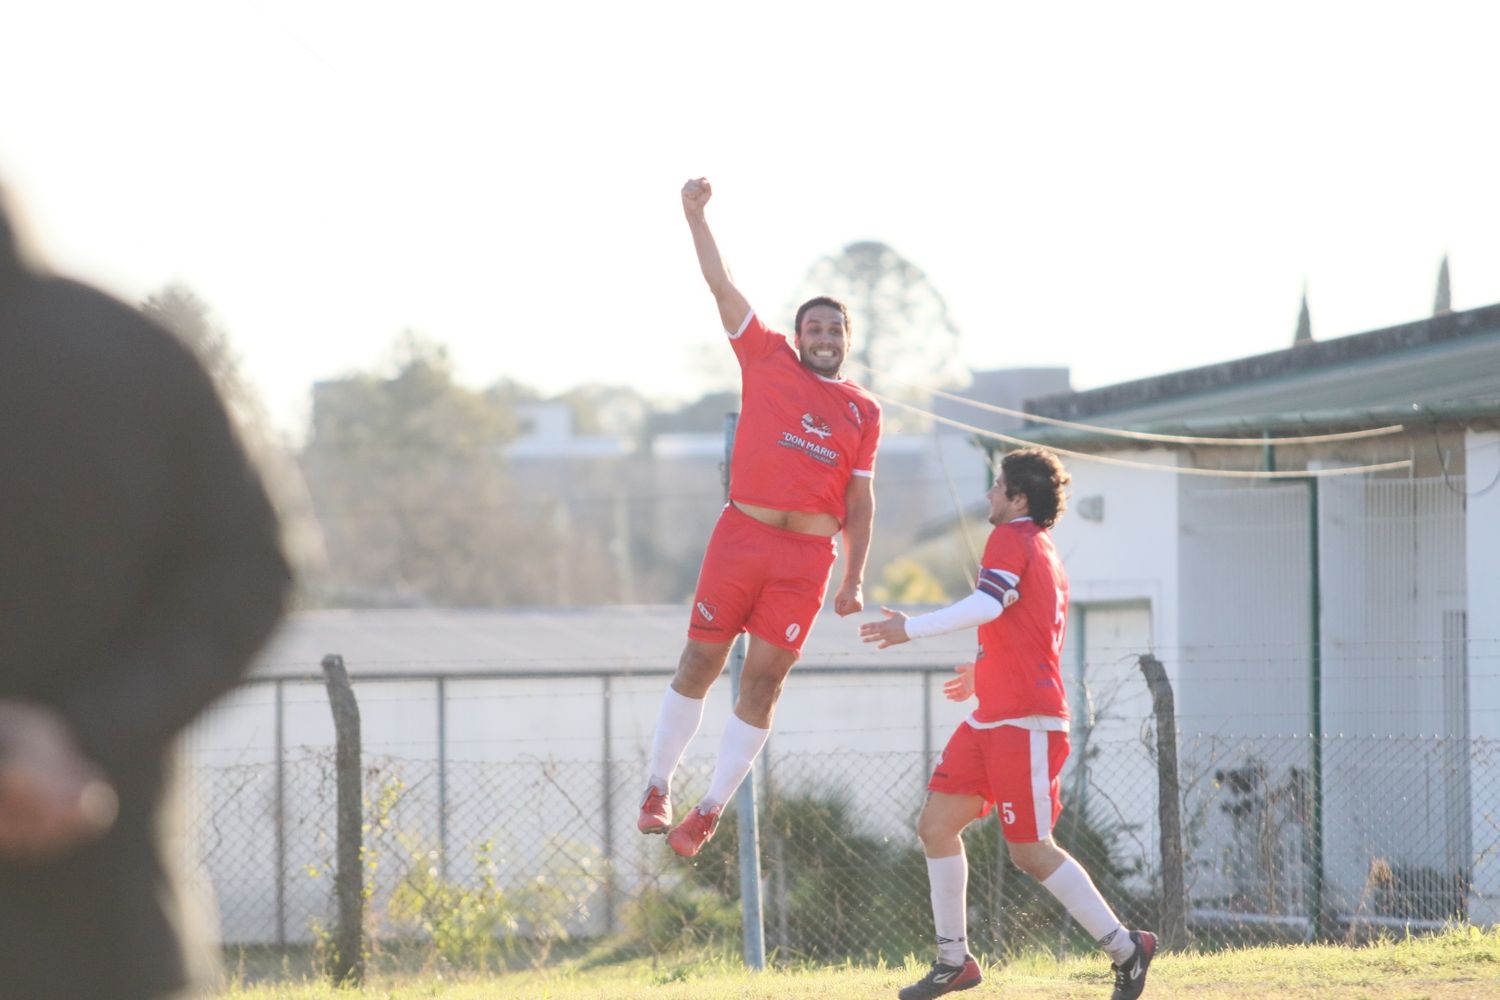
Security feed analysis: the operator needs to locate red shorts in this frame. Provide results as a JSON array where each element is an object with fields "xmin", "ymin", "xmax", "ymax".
[
  {"xmin": 686, "ymin": 504, "xmax": 837, "ymax": 654},
  {"xmin": 928, "ymin": 722, "xmax": 1070, "ymax": 843}
]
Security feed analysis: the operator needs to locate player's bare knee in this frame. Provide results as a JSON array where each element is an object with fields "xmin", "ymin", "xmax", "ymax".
[
  {"xmin": 672, "ymin": 642, "xmax": 729, "ymax": 697},
  {"xmin": 1008, "ymin": 850, "xmax": 1044, "ymax": 880},
  {"xmin": 914, "ymin": 814, "xmax": 941, "ymax": 849},
  {"xmin": 915, "ymin": 813, "xmax": 957, "ymax": 851},
  {"xmin": 736, "ymin": 671, "xmax": 784, "ymax": 717},
  {"xmin": 1007, "ymin": 840, "xmax": 1063, "ymax": 880}
]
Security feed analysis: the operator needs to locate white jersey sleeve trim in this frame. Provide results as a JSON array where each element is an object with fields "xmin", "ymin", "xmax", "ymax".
[
  {"xmin": 903, "ymin": 590, "xmax": 1003, "ymax": 640},
  {"xmin": 852, "ymin": 468, "xmax": 874, "ymax": 478},
  {"xmin": 726, "ymin": 310, "xmax": 754, "ymax": 339}
]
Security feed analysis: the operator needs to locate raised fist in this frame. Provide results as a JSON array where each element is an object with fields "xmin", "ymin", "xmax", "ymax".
[{"xmin": 681, "ymin": 177, "xmax": 713, "ymax": 213}]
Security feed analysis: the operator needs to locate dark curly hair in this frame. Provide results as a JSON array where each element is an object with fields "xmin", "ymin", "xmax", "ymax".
[
  {"xmin": 793, "ymin": 295, "xmax": 851, "ymax": 337},
  {"xmin": 1000, "ymin": 447, "xmax": 1070, "ymax": 529}
]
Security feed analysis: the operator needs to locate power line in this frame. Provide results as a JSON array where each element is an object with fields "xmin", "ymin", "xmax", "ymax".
[
  {"xmin": 850, "ymin": 362, "xmax": 1406, "ymax": 446},
  {"xmin": 872, "ymin": 393, "xmax": 1413, "ymax": 480}
]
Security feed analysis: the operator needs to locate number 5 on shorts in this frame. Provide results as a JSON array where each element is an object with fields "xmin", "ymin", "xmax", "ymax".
[{"xmin": 1001, "ymin": 801, "xmax": 1016, "ymax": 825}]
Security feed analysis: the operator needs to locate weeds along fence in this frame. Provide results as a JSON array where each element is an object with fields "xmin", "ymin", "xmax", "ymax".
[{"xmin": 180, "ymin": 634, "xmax": 1500, "ymax": 976}]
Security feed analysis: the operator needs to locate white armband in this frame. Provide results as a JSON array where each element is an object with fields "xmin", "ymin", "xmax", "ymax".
[{"xmin": 904, "ymin": 590, "xmax": 1004, "ymax": 640}]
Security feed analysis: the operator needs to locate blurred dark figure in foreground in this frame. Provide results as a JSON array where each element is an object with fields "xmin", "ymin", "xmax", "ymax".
[{"xmin": 0, "ymin": 189, "xmax": 292, "ymax": 998}]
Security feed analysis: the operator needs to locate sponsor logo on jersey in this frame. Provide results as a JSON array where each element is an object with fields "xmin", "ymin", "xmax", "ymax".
[
  {"xmin": 778, "ymin": 431, "xmax": 840, "ymax": 465},
  {"xmin": 785, "ymin": 622, "xmax": 801, "ymax": 642},
  {"xmin": 846, "ymin": 401, "xmax": 863, "ymax": 426},
  {"xmin": 695, "ymin": 601, "xmax": 717, "ymax": 623},
  {"xmin": 800, "ymin": 412, "xmax": 833, "ymax": 439}
]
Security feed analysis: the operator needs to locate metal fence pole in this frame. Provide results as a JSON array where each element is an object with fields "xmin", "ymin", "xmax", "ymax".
[
  {"xmin": 723, "ymin": 410, "xmax": 766, "ymax": 970},
  {"xmin": 274, "ymin": 678, "xmax": 286, "ymax": 951},
  {"xmin": 437, "ymin": 676, "xmax": 448, "ymax": 882},
  {"xmin": 1305, "ymin": 478, "xmax": 1328, "ymax": 941},
  {"xmin": 601, "ymin": 674, "xmax": 616, "ymax": 934},
  {"xmin": 729, "ymin": 634, "xmax": 765, "ymax": 969},
  {"xmin": 921, "ymin": 669, "xmax": 932, "ymax": 785}
]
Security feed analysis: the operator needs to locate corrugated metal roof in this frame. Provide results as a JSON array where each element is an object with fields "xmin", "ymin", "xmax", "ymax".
[
  {"xmin": 249, "ymin": 604, "xmax": 976, "ymax": 680},
  {"xmin": 1018, "ymin": 303, "xmax": 1500, "ymax": 443}
]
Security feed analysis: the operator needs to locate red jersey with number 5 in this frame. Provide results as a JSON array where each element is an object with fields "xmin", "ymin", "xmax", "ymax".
[
  {"xmin": 726, "ymin": 312, "xmax": 881, "ymax": 524},
  {"xmin": 973, "ymin": 518, "xmax": 1070, "ymax": 722}
]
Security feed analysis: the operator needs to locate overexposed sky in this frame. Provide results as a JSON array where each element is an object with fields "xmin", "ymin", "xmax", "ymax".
[{"xmin": 5, "ymin": 1, "xmax": 1498, "ymax": 437}]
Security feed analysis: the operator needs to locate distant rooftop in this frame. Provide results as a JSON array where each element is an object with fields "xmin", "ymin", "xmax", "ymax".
[
  {"xmin": 250, "ymin": 605, "xmax": 973, "ymax": 680},
  {"xmin": 1021, "ymin": 302, "xmax": 1500, "ymax": 440}
]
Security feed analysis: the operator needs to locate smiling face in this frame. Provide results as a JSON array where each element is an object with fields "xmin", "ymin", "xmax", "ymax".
[{"xmin": 794, "ymin": 304, "xmax": 850, "ymax": 377}]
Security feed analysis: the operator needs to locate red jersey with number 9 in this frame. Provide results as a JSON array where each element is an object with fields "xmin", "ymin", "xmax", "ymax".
[
  {"xmin": 973, "ymin": 518, "xmax": 1070, "ymax": 722},
  {"xmin": 725, "ymin": 312, "xmax": 881, "ymax": 524}
]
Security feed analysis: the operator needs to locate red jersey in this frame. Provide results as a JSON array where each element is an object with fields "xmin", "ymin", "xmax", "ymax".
[
  {"xmin": 726, "ymin": 311, "xmax": 882, "ymax": 523},
  {"xmin": 972, "ymin": 518, "xmax": 1070, "ymax": 722}
]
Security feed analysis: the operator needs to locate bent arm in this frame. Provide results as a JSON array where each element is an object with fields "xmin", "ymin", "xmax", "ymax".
[
  {"xmin": 682, "ymin": 177, "xmax": 752, "ymax": 334},
  {"xmin": 833, "ymin": 474, "xmax": 875, "ymax": 616}
]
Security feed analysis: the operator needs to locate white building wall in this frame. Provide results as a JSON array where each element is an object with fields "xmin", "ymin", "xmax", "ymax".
[
  {"xmin": 1318, "ymin": 476, "xmax": 1468, "ymax": 918},
  {"xmin": 1050, "ymin": 449, "xmax": 1180, "ymax": 661},
  {"xmin": 1467, "ymin": 429, "xmax": 1500, "ymax": 924},
  {"xmin": 1048, "ymin": 451, "xmax": 1179, "ymax": 895}
]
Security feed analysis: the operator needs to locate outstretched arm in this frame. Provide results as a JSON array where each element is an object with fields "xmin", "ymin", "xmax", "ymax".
[
  {"xmin": 859, "ymin": 590, "xmax": 1004, "ymax": 648},
  {"xmin": 682, "ymin": 178, "xmax": 752, "ymax": 334}
]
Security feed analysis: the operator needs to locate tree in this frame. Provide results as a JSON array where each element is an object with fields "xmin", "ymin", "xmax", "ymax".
[
  {"xmin": 870, "ymin": 557, "xmax": 950, "ymax": 605},
  {"xmin": 301, "ymin": 333, "xmax": 672, "ymax": 608},
  {"xmin": 554, "ymin": 383, "xmax": 653, "ymax": 444},
  {"xmin": 141, "ymin": 283, "xmax": 323, "ymax": 583},
  {"xmin": 142, "ymin": 283, "xmax": 265, "ymax": 440},
  {"xmin": 791, "ymin": 241, "xmax": 968, "ymax": 428},
  {"xmin": 644, "ymin": 390, "xmax": 740, "ymax": 437},
  {"xmin": 299, "ymin": 331, "xmax": 562, "ymax": 607},
  {"xmin": 307, "ymin": 331, "xmax": 515, "ymax": 456}
]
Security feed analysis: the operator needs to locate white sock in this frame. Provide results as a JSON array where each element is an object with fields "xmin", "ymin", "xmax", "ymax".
[
  {"xmin": 647, "ymin": 688, "xmax": 705, "ymax": 792},
  {"xmin": 1040, "ymin": 858, "xmax": 1132, "ymax": 964},
  {"xmin": 926, "ymin": 852, "xmax": 969, "ymax": 965},
  {"xmin": 699, "ymin": 714, "xmax": 770, "ymax": 811}
]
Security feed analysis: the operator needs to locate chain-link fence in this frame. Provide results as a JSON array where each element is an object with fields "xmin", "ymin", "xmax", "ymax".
[{"xmin": 181, "ymin": 649, "xmax": 1500, "ymax": 977}]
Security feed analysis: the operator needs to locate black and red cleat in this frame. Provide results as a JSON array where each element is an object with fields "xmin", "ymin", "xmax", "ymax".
[
  {"xmin": 1110, "ymin": 930, "xmax": 1156, "ymax": 1000},
  {"xmin": 898, "ymin": 955, "xmax": 982, "ymax": 999}
]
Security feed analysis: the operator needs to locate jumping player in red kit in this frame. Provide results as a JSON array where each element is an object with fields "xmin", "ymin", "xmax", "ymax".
[
  {"xmin": 639, "ymin": 178, "xmax": 882, "ymax": 858},
  {"xmin": 861, "ymin": 448, "xmax": 1155, "ymax": 1000}
]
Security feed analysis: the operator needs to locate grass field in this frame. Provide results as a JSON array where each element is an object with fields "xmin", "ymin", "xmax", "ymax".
[{"xmin": 219, "ymin": 926, "xmax": 1500, "ymax": 999}]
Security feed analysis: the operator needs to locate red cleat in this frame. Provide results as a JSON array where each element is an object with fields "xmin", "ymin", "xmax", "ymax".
[
  {"xmin": 638, "ymin": 784, "xmax": 672, "ymax": 834},
  {"xmin": 667, "ymin": 804, "xmax": 722, "ymax": 857}
]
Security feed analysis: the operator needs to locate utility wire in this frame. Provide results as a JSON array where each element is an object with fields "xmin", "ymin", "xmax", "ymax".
[
  {"xmin": 872, "ymin": 393, "xmax": 1413, "ymax": 480},
  {"xmin": 850, "ymin": 362, "xmax": 1406, "ymax": 446}
]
